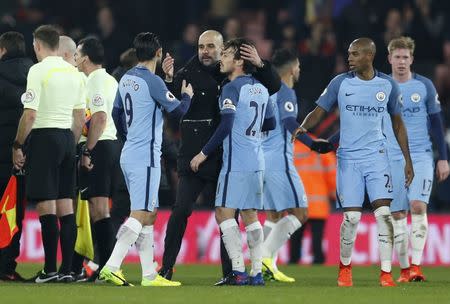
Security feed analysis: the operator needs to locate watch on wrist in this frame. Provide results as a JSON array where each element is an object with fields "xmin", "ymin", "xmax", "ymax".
[
  {"xmin": 82, "ymin": 145, "xmax": 92, "ymax": 157},
  {"xmin": 13, "ymin": 140, "xmax": 23, "ymax": 150}
]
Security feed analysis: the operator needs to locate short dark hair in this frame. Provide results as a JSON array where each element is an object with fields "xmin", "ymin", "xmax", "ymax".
[
  {"xmin": 223, "ymin": 37, "xmax": 256, "ymax": 74},
  {"xmin": 271, "ymin": 49, "xmax": 298, "ymax": 71},
  {"xmin": 0, "ymin": 31, "xmax": 26, "ymax": 58},
  {"xmin": 79, "ymin": 37, "xmax": 104, "ymax": 65},
  {"xmin": 120, "ymin": 48, "xmax": 138, "ymax": 69},
  {"xmin": 33, "ymin": 25, "xmax": 59, "ymax": 50},
  {"xmin": 133, "ymin": 32, "xmax": 161, "ymax": 61}
]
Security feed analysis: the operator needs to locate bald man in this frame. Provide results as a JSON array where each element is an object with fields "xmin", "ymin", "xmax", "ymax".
[
  {"xmin": 159, "ymin": 30, "xmax": 281, "ymax": 284},
  {"xmin": 293, "ymin": 38, "xmax": 413, "ymax": 287},
  {"xmin": 58, "ymin": 36, "xmax": 77, "ymax": 66}
]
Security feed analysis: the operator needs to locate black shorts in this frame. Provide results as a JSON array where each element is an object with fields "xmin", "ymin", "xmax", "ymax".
[
  {"xmin": 26, "ymin": 128, "xmax": 76, "ymax": 202},
  {"xmin": 79, "ymin": 139, "xmax": 120, "ymax": 199}
]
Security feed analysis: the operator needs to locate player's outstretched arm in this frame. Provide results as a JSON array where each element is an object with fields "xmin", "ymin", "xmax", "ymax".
[
  {"xmin": 291, "ymin": 106, "xmax": 327, "ymax": 142},
  {"xmin": 391, "ymin": 113, "xmax": 414, "ymax": 187},
  {"xmin": 282, "ymin": 116, "xmax": 333, "ymax": 153}
]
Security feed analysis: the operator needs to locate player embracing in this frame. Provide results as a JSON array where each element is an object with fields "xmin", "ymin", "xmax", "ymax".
[
  {"xmin": 190, "ymin": 38, "xmax": 275, "ymax": 286},
  {"xmin": 293, "ymin": 38, "xmax": 414, "ymax": 287},
  {"xmin": 383, "ymin": 36, "xmax": 449, "ymax": 282}
]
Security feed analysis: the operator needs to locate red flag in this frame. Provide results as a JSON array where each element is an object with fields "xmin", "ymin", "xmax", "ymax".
[{"xmin": 0, "ymin": 175, "xmax": 18, "ymax": 248}]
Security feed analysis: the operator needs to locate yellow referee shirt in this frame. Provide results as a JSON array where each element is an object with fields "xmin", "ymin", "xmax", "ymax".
[
  {"xmin": 81, "ymin": 68, "xmax": 117, "ymax": 142},
  {"xmin": 22, "ymin": 56, "xmax": 85, "ymax": 129}
]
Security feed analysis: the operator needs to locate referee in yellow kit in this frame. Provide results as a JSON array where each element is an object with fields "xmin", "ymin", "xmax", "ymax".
[
  {"xmin": 12, "ymin": 25, "xmax": 85, "ymax": 283},
  {"xmin": 73, "ymin": 37, "xmax": 120, "ymax": 279}
]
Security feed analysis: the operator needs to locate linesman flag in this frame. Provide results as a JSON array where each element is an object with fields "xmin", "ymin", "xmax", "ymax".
[
  {"xmin": 0, "ymin": 176, "xmax": 19, "ymax": 248},
  {"xmin": 74, "ymin": 193, "xmax": 94, "ymax": 260}
]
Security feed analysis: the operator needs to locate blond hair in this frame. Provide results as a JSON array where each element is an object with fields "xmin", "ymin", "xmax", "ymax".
[{"xmin": 387, "ymin": 36, "xmax": 415, "ymax": 55}]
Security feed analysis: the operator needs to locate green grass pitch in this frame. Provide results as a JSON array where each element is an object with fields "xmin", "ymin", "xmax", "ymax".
[{"xmin": 2, "ymin": 264, "xmax": 450, "ymax": 304}]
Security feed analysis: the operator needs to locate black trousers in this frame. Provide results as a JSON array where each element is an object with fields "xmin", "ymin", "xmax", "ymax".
[
  {"xmin": 289, "ymin": 219, "xmax": 326, "ymax": 264},
  {"xmin": 162, "ymin": 173, "xmax": 233, "ymax": 276},
  {"xmin": 109, "ymin": 139, "xmax": 130, "ymax": 236},
  {"xmin": 0, "ymin": 174, "xmax": 26, "ymax": 274}
]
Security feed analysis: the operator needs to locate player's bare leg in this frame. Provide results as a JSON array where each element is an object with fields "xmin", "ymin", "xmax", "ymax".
[{"xmin": 409, "ymin": 200, "xmax": 427, "ymax": 282}]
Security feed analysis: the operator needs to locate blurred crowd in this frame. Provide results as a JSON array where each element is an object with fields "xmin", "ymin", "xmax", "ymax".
[{"xmin": 1, "ymin": 0, "xmax": 450, "ymax": 210}]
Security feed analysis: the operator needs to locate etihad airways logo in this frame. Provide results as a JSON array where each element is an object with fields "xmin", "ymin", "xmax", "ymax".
[{"xmin": 345, "ymin": 105, "xmax": 385, "ymax": 117}]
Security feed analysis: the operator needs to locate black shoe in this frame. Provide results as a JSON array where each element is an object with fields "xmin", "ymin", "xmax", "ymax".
[
  {"xmin": 158, "ymin": 268, "xmax": 173, "ymax": 280},
  {"xmin": 57, "ymin": 273, "xmax": 75, "ymax": 283},
  {"xmin": 73, "ymin": 268, "xmax": 89, "ymax": 282},
  {"xmin": 214, "ymin": 271, "xmax": 249, "ymax": 286},
  {"xmin": 214, "ymin": 277, "xmax": 228, "ymax": 286},
  {"xmin": 28, "ymin": 270, "xmax": 58, "ymax": 283},
  {"xmin": 0, "ymin": 271, "xmax": 26, "ymax": 282},
  {"xmin": 86, "ymin": 269, "xmax": 99, "ymax": 282}
]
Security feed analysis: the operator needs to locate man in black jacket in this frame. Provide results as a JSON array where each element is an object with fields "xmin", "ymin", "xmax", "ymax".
[
  {"xmin": 0, "ymin": 31, "xmax": 33, "ymax": 281},
  {"xmin": 159, "ymin": 30, "xmax": 281, "ymax": 283}
]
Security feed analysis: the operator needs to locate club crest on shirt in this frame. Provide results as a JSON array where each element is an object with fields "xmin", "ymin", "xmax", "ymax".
[
  {"xmin": 411, "ymin": 93, "xmax": 421, "ymax": 103},
  {"xmin": 375, "ymin": 91, "xmax": 386, "ymax": 102},
  {"xmin": 92, "ymin": 94, "xmax": 104, "ymax": 106},
  {"xmin": 222, "ymin": 98, "xmax": 236, "ymax": 111},
  {"xmin": 284, "ymin": 101, "xmax": 295, "ymax": 112},
  {"xmin": 166, "ymin": 91, "xmax": 176, "ymax": 101},
  {"xmin": 21, "ymin": 89, "xmax": 35, "ymax": 103}
]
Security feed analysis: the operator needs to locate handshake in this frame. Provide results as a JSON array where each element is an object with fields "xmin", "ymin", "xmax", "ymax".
[
  {"xmin": 292, "ymin": 126, "xmax": 335, "ymax": 154},
  {"xmin": 310, "ymin": 139, "xmax": 335, "ymax": 154}
]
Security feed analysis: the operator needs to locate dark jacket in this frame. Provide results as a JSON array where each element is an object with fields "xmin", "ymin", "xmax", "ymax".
[
  {"xmin": 0, "ymin": 55, "xmax": 33, "ymax": 192},
  {"xmin": 167, "ymin": 55, "xmax": 281, "ymax": 179}
]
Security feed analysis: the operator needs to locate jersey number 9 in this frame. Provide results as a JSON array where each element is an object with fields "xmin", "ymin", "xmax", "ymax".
[{"xmin": 124, "ymin": 93, "xmax": 133, "ymax": 127}]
